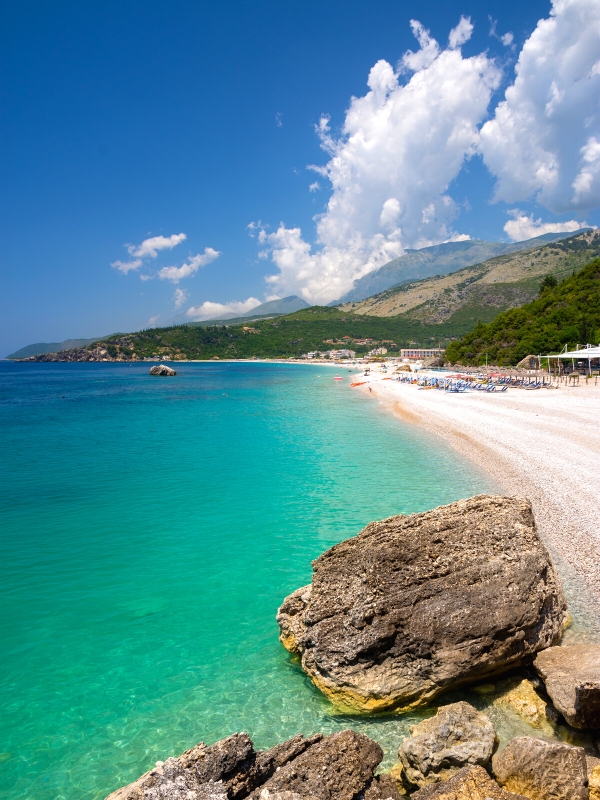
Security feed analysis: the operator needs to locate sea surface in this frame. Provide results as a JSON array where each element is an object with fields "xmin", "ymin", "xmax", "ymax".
[{"xmin": 0, "ymin": 361, "xmax": 573, "ymax": 800}]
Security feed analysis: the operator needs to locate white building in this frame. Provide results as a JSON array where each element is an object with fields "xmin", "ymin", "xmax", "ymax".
[
  {"xmin": 329, "ymin": 349, "xmax": 355, "ymax": 359},
  {"xmin": 400, "ymin": 347, "xmax": 444, "ymax": 360},
  {"xmin": 368, "ymin": 347, "xmax": 387, "ymax": 356}
]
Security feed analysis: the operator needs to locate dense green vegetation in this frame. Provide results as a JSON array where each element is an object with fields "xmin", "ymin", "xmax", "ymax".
[
  {"xmin": 445, "ymin": 258, "xmax": 600, "ymax": 366},
  {"xmin": 98, "ymin": 307, "xmax": 468, "ymax": 360}
]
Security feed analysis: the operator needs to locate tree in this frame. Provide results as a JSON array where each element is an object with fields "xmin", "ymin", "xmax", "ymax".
[{"xmin": 539, "ymin": 274, "xmax": 558, "ymax": 294}]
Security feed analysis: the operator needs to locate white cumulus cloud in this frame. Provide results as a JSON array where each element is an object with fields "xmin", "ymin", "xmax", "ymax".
[
  {"xmin": 448, "ymin": 16, "xmax": 474, "ymax": 49},
  {"xmin": 256, "ymin": 19, "xmax": 500, "ymax": 304},
  {"xmin": 185, "ymin": 297, "xmax": 262, "ymax": 321},
  {"xmin": 173, "ymin": 288, "xmax": 188, "ymax": 308},
  {"xmin": 111, "ymin": 257, "xmax": 143, "ymax": 274},
  {"xmin": 112, "ymin": 232, "xmax": 187, "ymax": 273},
  {"xmin": 504, "ymin": 210, "xmax": 589, "ymax": 240},
  {"xmin": 129, "ymin": 233, "xmax": 187, "ymax": 259},
  {"xmin": 480, "ymin": 0, "xmax": 600, "ymax": 213},
  {"xmin": 158, "ymin": 248, "xmax": 221, "ymax": 284}
]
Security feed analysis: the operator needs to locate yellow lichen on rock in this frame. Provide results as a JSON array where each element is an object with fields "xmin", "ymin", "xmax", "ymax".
[
  {"xmin": 492, "ymin": 678, "xmax": 555, "ymax": 731},
  {"xmin": 588, "ymin": 764, "xmax": 600, "ymax": 800}
]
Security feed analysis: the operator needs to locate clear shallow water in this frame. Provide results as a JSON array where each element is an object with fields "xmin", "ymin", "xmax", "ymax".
[{"xmin": 0, "ymin": 361, "xmax": 544, "ymax": 799}]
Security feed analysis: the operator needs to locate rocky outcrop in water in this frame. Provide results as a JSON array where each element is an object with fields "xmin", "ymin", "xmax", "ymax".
[
  {"xmin": 534, "ymin": 645, "xmax": 600, "ymax": 729},
  {"xmin": 105, "ymin": 730, "xmax": 383, "ymax": 800},
  {"xmin": 149, "ymin": 364, "xmax": 177, "ymax": 376},
  {"xmin": 492, "ymin": 737, "xmax": 589, "ymax": 800},
  {"xmin": 398, "ymin": 702, "xmax": 497, "ymax": 789},
  {"xmin": 277, "ymin": 495, "xmax": 567, "ymax": 712}
]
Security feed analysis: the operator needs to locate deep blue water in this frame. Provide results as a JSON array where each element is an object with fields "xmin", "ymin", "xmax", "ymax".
[{"xmin": 0, "ymin": 361, "xmax": 497, "ymax": 799}]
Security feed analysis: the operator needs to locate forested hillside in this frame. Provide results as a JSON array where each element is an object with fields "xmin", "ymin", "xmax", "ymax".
[
  {"xmin": 26, "ymin": 307, "xmax": 459, "ymax": 361},
  {"xmin": 445, "ymin": 258, "xmax": 600, "ymax": 366}
]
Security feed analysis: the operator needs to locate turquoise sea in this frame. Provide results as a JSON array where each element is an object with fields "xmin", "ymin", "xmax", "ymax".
[{"xmin": 0, "ymin": 361, "xmax": 502, "ymax": 799}]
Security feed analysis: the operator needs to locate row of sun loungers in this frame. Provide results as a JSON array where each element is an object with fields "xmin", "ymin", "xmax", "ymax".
[{"xmin": 393, "ymin": 374, "xmax": 548, "ymax": 392}]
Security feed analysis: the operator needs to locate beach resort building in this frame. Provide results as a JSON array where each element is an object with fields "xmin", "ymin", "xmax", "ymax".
[{"xmin": 400, "ymin": 347, "xmax": 444, "ymax": 360}]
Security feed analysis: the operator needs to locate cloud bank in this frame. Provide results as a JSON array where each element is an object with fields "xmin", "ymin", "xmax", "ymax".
[
  {"xmin": 503, "ymin": 210, "xmax": 589, "ymax": 240},
  {"xmin": 257, "ymin": 18, "xmax": 501, "ymax": 304},
  {"xmin": 254, "ymin": 0, "xmax": 599, "ymax": 304},
  {"xmin": 480, "ymin": 0, "xmax": 600, "ymax": 212}
]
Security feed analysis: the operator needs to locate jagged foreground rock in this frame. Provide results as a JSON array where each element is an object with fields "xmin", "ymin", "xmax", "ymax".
[
  {"xmin": 105, "ymin": 730, "xmax": 386, "ymax": 800},
  {"xmin": 398, "ymin": 702, "xmax": 497, "ymax": 789},
  {"xmin": 534, "ymin": 645, "xmax": 600, "ymax": 729},
  {"xmin": 411, "ymin": 765, "xmax": 528, "ymax": 799},
  {"xmin": 492, "ymin": 736, "xmax": 589, "ymax": 800},
  {"xmin": 277, "ymin": 495, "xmax": 568, "ymax": 712}
]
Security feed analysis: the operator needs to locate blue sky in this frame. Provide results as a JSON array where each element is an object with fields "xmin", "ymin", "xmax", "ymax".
[{"xmin": 1, "ymin": 0, "xmax": 599, "ymax": 355}]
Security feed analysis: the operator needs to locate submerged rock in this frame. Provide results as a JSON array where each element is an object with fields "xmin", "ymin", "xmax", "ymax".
[
  {"xmin": 104, "ymin": 730, "xmax": 380, "ymax": 800},
  {"xmin": 149, "ymin": 364, "xmax": 177, "ymax": 376},
  {"xmin": 277, "ymin": 495, "xmax": 568, "ymax": 712},
  {"xmin": 398, "ymin": 702, "xmax": 497, "ymax": 789},
  {"xmin": 534, "ymin": 645, "xmax": 600, "ymax": 729},
  {"xmin": 492, "ymin": 736, "xmax": 589, "ymax": 800},
  {"xmin": 492, "ymin": 677, "xmax": 558, "ymax": 731},
  {"xmin": 410, "ymin": 765, "xmax": 528, "ymax": 799}
]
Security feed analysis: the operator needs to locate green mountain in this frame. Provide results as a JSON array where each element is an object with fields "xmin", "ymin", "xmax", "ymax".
[
  {"xmin": 445, "ymin": 258, "xmax": 600, "ymax": 366},
  {"xmin": 337, "ymin": 231, "xmax": 587, "ymax": 303}
]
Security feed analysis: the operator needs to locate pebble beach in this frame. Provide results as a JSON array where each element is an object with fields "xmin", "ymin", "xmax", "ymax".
[{"xmin": 359, "ymin": 370, "xmax": 600, "ymax": 633}]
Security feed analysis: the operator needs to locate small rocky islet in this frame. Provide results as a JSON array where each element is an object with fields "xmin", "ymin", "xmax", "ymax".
[{"xmin": 106, "ymin": 495, "xmax": 600, "ymax": 800}]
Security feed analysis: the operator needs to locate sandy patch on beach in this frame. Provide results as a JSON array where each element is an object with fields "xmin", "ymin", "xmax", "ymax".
[{"xmin": 358, "ymin": 372, "xmax": 600, "ymax": 632}]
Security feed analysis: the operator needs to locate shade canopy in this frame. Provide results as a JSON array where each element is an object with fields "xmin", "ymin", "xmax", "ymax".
[{"xmin": 545, "ymin": 344, "xmax": 600, "ymax": 359}]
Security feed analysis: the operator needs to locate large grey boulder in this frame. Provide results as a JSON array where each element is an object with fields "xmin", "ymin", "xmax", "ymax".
[
  {"xmin": 492, "ymin": 736, "xmax": 589, "ymax": 800},
  {"xmin": 277, "ymin": 495, "xmax": 567, "ymax": 712},
  {"xmin": 149, "ymin": 364, "xmax": 177, "ymax": 375},
  {"xmin": 534, "ymin": 645, "xmax": 600, "ymax": 729},
  {"xmin": 398, "ymin": 701, "xmax": 497, "ymax": 788},
  {"xmin": 105, "ymin": 730, "xmax": 381, "ymax": 800},
  {"xmin": 411, "ymin": 765, "xmax": 528, "ymax": 799}
]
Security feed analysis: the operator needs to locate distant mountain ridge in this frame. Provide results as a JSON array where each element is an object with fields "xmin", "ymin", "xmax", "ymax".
[
  {"xmin": 6, "ymin": 335, "xmax": 113, "ymax": 360},
  {"xmin": 338, "ymin": 230, "xmax": 600, "ymax": 328},
  {"xmin": 171, "ymin": 295, "xmax": 310, "ymax": 326},
  {"xmin": 8, "ymin": 298, "xmax": 311, "ymax": 359},
  {"xmin": 336, "ymin": 232, "xmax": 587, "ymax": 304}
]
